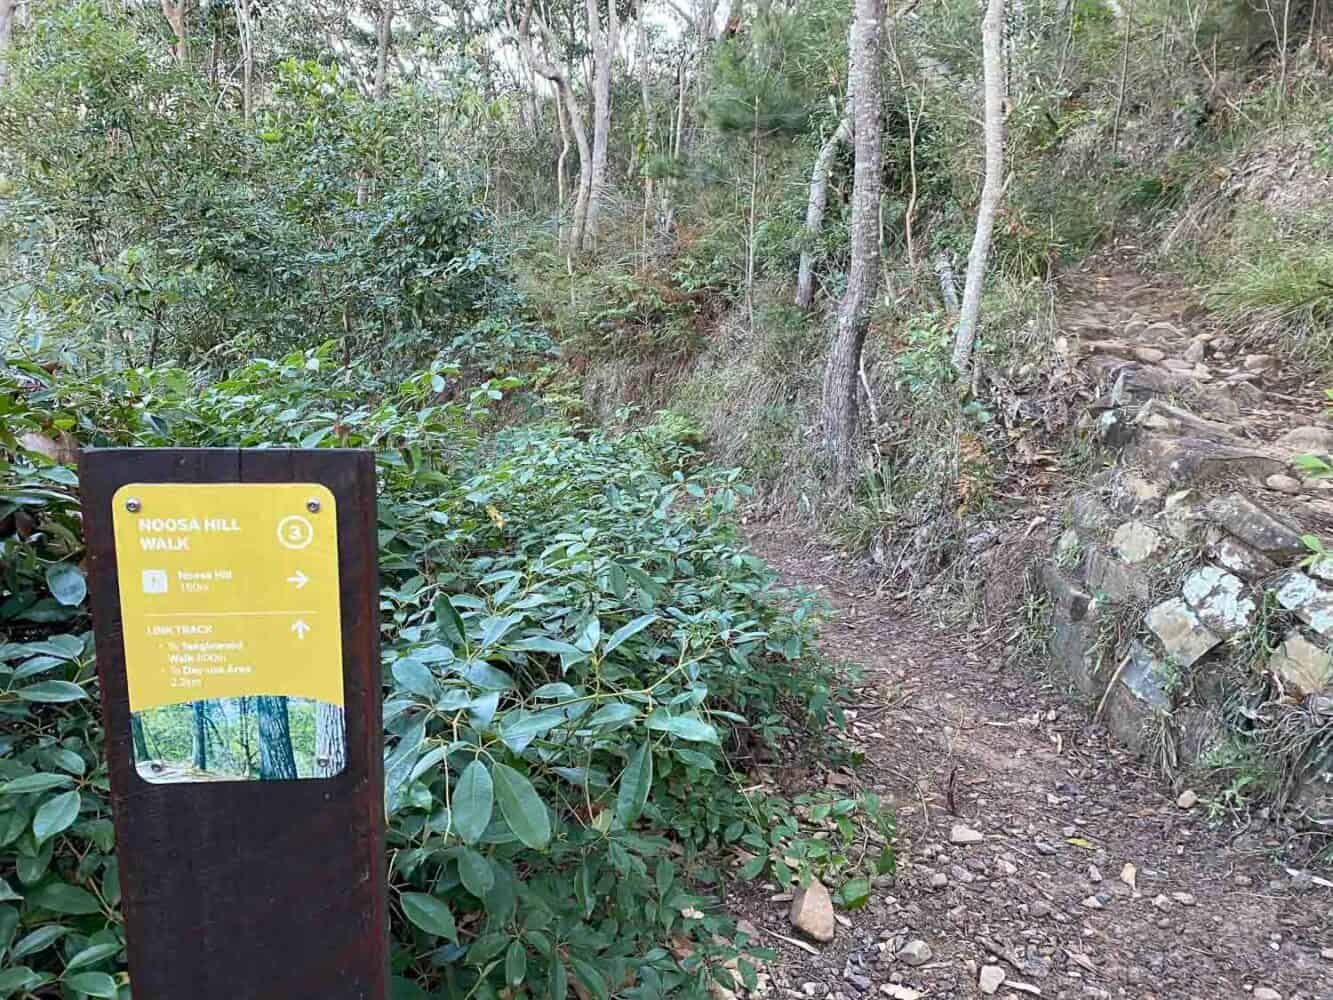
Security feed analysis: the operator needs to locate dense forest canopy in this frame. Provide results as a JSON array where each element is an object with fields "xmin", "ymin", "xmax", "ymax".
[{"xmin": 2, "ymin": 0, "xmax": 1332, "ymax": 997}]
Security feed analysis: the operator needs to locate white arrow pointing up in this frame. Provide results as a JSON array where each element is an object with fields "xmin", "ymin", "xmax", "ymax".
[
  {"xmin": 291, "ymin": 620, "xmax": 311, "ymax": 640},
  {"xmin": 287, "ymin": 571, "xmax": 310, "ymax": 589}
]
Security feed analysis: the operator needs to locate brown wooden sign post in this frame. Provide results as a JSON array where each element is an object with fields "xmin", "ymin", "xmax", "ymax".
[{"xmin": 80, "ymin": 449, "xmax": 388, "ymax": 999}]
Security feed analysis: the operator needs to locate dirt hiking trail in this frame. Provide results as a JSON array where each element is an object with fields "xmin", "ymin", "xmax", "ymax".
[{"xmin": 739, "ymin": 526, "xmax": 1333, "ymax": 1000}]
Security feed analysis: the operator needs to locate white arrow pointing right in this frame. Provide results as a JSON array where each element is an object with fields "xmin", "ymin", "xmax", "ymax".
[{"xmin": 287, "ymin": 571, "xmax": 310, "ymax": 589}]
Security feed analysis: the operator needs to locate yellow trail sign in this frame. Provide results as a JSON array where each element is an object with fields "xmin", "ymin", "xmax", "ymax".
[{"xmin": 112, "ymin": 482, "xmax": 345, "ymax": 712}]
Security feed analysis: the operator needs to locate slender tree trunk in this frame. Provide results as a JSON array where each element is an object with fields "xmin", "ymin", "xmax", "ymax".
[
  {"xmin": 0, "ymin": 0, "xmax": 14, "ymax": 90},
  {"xmin": 555, "ymin": 86, "xmax": 572, "ymax": 244},
  {"xmin": 796, "ymin": 106, "xmax": 853, "ymax": 310},
  {"xmin": 745, "ymin": 101, "xmax": 760, "ymax": 331},
  {"xmin": 584, "ymin": 0, "xmax": 619, "ymax": 252},
  {"xmin": 820, "ymin": 0, "xmax": 883, "ymax": 485},
  {"xmin": 637, "ymin": 0, "xmax": 653, "ymax": 263},
  {"xmin": 659, "ymin": 56, "xmax": 690, "ymax": 246},
  {"xmin": 131, "ymin": 715, "xmax": 150, "ymax": 763},
  {"xmin": 511, "ymin": 0, "xmax": 594, "ymax": 253},
  {"xmin": 951, "ymin": 0, "xmax": 1007, "ymax": 375},
  {"xmin": 255, "ymin": 695, "xmax": 299, "ymax": 780},
  {"xmin": 1111, "ymin": 0, "xmax": 1133, "ymax": 151},
  {"xmin": 313, "ymin": 704, "xmax": 346, "ymax": 778},
  {"xmin": 191, "ymin": 702, "xmax": 208, "ymax": 771},
  {"xmin": 237, "ymin": 0, "xmax": 255, "ymax": 122},
  {"xmin": 936, "ymin": 251, "xmax": 960, "ymax": 312},
  {"xmin": 372, "ymin": 0, "xmax": 394, "ymax": 99},
  {"xmin": 355, "ymin": 1, "xmax": 395, "ymax": 206},
  {"xmin": 161, "ymin": 0, "xmax": 189, "ymax": 66}
]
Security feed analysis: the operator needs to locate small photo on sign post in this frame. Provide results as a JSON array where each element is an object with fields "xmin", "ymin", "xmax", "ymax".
[{"xmin": 112, "ymin": 482, "xmax": 347, "ymax": 783}]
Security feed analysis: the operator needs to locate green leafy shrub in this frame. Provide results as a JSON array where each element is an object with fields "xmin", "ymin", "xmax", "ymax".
[{"xmin": 0, "ymin": 350, "xmax": 876, "ymax": 999}]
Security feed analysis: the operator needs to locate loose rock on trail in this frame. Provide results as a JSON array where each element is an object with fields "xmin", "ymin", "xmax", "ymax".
[{"xmin": 735, "ymin": 526, "xmax": 1332, "ymax": 1000}]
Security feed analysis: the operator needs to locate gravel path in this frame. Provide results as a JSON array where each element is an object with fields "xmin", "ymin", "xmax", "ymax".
[{"xmin": 737, "ymin": 525, "xmax": 1332, "ymax": 1000}]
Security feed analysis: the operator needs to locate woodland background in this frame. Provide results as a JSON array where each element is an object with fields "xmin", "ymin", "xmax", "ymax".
[{"xmin": 1, "ymin": 1, "xmax": 1331, "ymax": 998}]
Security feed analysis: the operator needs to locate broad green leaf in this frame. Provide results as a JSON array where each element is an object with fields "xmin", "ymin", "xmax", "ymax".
[
  {"xmin": 458, "ymin": 848, "xmax": 494, "ymax": 898},
  {"xmin": 568, "ymin": 957, "xmax": 609, "ymax": 1000},
  {"xmin": 26, "ymin": 881, "xmax": 100, "ymax": 915},
  {"xmin": 10, "ymin": 924, "xmax": 68, "ymax": 958},
  {"xmin": 492, "ymin": 763, "xmax": 551, "ymax": 850},
  {"xmin": 16, "ymin": 681, "xmax": 87, "ymax": 703},
  {"xmin": 498, "ymin": 709, "xmax": 565, "ymax": 753},
  {"xmin": 645, "ymin": 711, "xmax": 718, "ymax": 743},
  {"xmin": 466, "ymin": 932, "xmax": 509, "ymax": 966},
  {"xmin": 48, "ymin": 748, "xmax": 86, "ymax": 776},
  {"xmin": 586, "ymin": 703, "xmax": 637, "ymax": 729},
  {"xmin": 45, "ymin": 564, "xmax": 86, "ymax": 607},
  {"xmin": 64, "ymin": 971, "xmax": 119, "ymax": 998},
  {"xmin": 1, "ymin": 773, "xmax": 74, "ymax": 795},
  {"xmin": 615, "ymin": 741, "xmax": 652, "ymax": 826},
  {"xmin": 549, "ymin": 958, "xmax": 568, "ymax": 1000},
  {"xmin": 510, "ymin": 637, "xmax": 581, "ymax": 657},
  {"xmin": 505, "ymin": 939, "xmax": 527, "ymax": 986},
  {"xmin": 531, "ymin": 682, "xmax": 577, "ymax": 699},
  {"xmin": 33, "ymin": 790, "xmax": 80, "ymax": 844},
  {"xmin": 391, "ymin": 658, "xmax": 436, "ymax": 699},
  {"xmin": 835, "ymin": 877, "xmax": 871, "ymax": 910},
  {"xmin": 64, "ymin": 942, "xmax": 122, "ymax": 971},
  {"xmin": 603, "ymin": 614, "xmax": 657, "ymax": 656},
  {"xmin": 0, "ymin": 969, "xmax": 39, "ymax": 994},
  {"xmin": 452, "ymin": 760, "xmax": 493, "ymax": 846},
  {"xmin": 400, "ymin": 893, "xmax": 458, "ymax": 942},
  {"xmin": 435, "ymin": 595, "xmax": 466, "ymax": 645}
]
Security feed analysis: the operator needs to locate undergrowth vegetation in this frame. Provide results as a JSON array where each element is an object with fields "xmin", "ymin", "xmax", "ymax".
[{"xmin": 0, "ymin": 349, "xmax": 899, "ymax": 998}]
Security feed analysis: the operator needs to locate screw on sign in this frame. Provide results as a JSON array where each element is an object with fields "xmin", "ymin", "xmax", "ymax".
[{"xmin": 80, "ymin": 449, "xmax": 388, "ymax": 999}]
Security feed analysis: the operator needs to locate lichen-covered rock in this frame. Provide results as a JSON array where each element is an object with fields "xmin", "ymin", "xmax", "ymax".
[
  {"xmin": 1085, "ymin": 546, "xmax": 1151, "ymax": 602},
  {"xmin": 1162, "ymin": 489, "xmax": 1201, "ymax": 541},
  {"xmin": 1051, "ymin": 614, "xmax": 1101, "ymax": 697},
  {"xmin": 1107, "ymin": 470, "xmax": 1164, "ymax": 516},
  {"xmin": 1041, "ymin": 562, "xmax": 1094, "ymax": 621},
  {"xmin": 1098, "ymin": 409, "xmax": 1137, "ymax": 449},
  {"xmin": 1055, "ymin": 528, "xmax": 1083, "ymax": 567},
  {"xmin": 1266, "ymin": 631, "xmax": 1332, "ymax": 698},
  {"xmin": 1206, "ymin": 530, "xmax": 1279, "ymax": 581},
  {"xmin": 1131, "ymin": 433, "xmax": 1287, "ymax": 488},
  {"xmin": 1120, "ymin": 641, "xmax": 1172, "ymax": 708},
  {"xmin": 1112, "ymin": 521, "xmax": 1161, "ymax": 564},
  {"xmin": 1276, "ymin": 425, "xmax": 1333, "ymax": 456},
  {"xmin": 1071, "ymin": 493, "xmax": 1115, "ymax": 537},
  {"xmin": 1146, "ymin": 597, "xmax": 1220, "ymax": 667},
  {"xmin": 1205, "ymin": 494, "xmax": 1304, "ymax": 560},
  {"xmin": 1275, "ymin": 572, "xmax": 1333, "ymax": 639},
  {"xmin": 1265, "ymin": 473, "xmax": 1302, "ymax": 495},
  {"xmin": 1101, "ymin": 642, "xmax": 1174, "ymax": 750},
  {"xmin": 1182, "ymin": 565, "xmax": 1255, "ymax": 635},
  {"xmin": 1309, "ymin": 556, "xmax": 1333, "ymax": 584}
]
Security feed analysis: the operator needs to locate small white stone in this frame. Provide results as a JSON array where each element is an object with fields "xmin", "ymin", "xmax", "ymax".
[
  {"xmin": 1177, "ymin": 789, "xmax": 1198, "ymax": 809},
  {"xmin": 1266, "ymin": 474, "xmax": 1302, "ymax": 495},
  {"xmin": 789, "ymin": 879, "xmax": 836, "ymax": 943},
  {"xmin": 950, "ymin": 824, "xmax": 984, "ymax": 845},
  {"xmin": 1252, "ymin": 988, "xmax": 1281, "ymax": 1000},
  {"xmin": 978, "ymin": 965, "xmax": 1006, "ymax": 995},
  {"xmin": 897, "ymin": 939, "xmax": 932, "ymax": 967}
]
